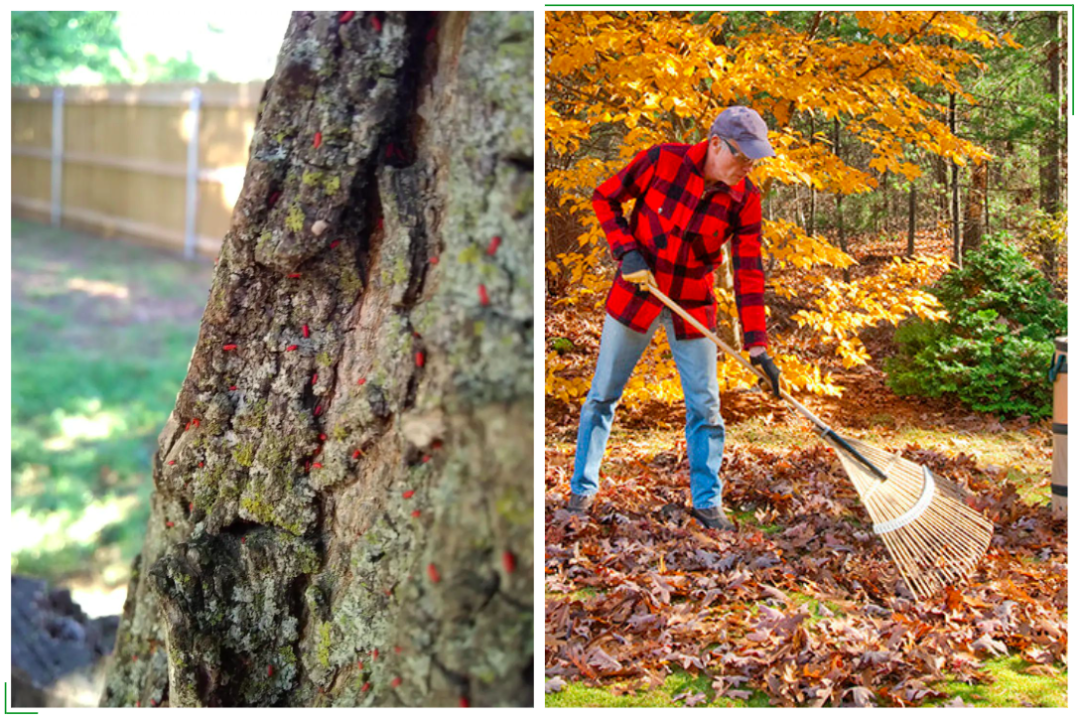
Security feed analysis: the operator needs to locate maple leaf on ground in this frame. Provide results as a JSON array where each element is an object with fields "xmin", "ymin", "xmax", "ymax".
[
  {"xmin": 673, "ymin": 691, "xmax": 708, "ymax": 707},
  {"xmin": 971, "ymin": 634, "xmax": 1009, "ymax": 657},
  {"xmin": 842, "ymin": 686, "xmax": 877, "ymax": 707},
  {"xmin": 944, "ymin": 696, "xmax": 975, "ymax": 707}
]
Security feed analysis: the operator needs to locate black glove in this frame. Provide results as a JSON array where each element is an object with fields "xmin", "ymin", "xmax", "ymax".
[{"xmin": 750, "ymin": 350, "xmax": 781, "ymax": 398}]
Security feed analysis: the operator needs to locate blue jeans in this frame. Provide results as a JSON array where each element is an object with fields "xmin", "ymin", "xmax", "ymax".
[{"xmin": 570, "ymin": 310, "xmax": 725, "ymax": 509}]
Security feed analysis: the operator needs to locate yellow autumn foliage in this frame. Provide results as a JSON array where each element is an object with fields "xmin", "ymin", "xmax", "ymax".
[{"xmin": 546, "ymin": 10, "xmax": 996, "ymax": 409}]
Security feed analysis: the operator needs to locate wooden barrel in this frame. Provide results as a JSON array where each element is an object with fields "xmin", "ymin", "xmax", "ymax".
[{"xmin": 1051, "ymin": 336, "xmax": 1067, "ymax": 519}]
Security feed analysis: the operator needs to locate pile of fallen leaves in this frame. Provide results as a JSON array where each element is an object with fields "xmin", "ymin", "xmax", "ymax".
[{"xmin": 544, "ymin": 442, "xmax": 1067, "ymax": 707}]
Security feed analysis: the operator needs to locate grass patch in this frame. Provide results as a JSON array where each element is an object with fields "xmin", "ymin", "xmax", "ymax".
[
  {"xmin": 930, "ymin": 657, "xmax": 1067, "ymax": 707},
  {"xmin": 546, "ymin": 670, "xmax": 771, "ymax": 708},
  {"xmin": 11, "ymin": 219, "xmax": 212, "ymax": 591}
]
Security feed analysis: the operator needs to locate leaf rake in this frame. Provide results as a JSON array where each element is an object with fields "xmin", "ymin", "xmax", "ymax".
[{"xmin": 647, "ymin": 284, "xmax": 993, "ymax": 598}]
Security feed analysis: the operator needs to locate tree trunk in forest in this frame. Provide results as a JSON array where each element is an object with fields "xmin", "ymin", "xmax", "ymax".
[
  {"xmin": 833, "ymin": 118, "xmax": 849, "ymax": 282},
  {"xmin": 906, "ymin": 181, "xmax": 916, "ymax": 257},
  {"xmin": 100, "ymin": 11, "xmax": 534, "ymax": 708},
  {"xmin": 808, "ymin": 113, "xmax": 817, "ymax": 237},
  {"xmin": 949, "ymin": 90, "xmax": 961, "ymax": 267},
  {"xmin": 962, "ymin": 162, "xmax": 986, "ymax": 255},
  {"xmin": 1039, "ymin": 11, "xmax": 1063, "ymax": 217}
]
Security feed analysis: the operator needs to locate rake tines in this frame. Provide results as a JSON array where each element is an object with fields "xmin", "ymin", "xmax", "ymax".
[
  {"xmin": 821, "ymin": 434, "xmax": 994, "ymax": 598},
  {"xmin": 643, "ymin": 284, "xmax": 995, "ymax": 599}
]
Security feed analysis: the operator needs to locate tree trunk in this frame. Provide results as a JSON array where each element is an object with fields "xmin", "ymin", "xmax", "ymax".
[
  {"xmin": 100, "ymin": 11, "xmax": 534, "ymax": 708},
  {"xmin": 949, "ymin": 89, "xmax": 961, "ymax": 266},
  {"xmin": 833, "ymin": 118, "xmax": 849, "ymax": 282},
  {"xmin": 906, "ymin": 181, "xmax": 916, "ymax": 257},
  {"xmin": 962, "ymin": 161, "xmax": 986, "ymax": 255},
  {"xmin": 1039, "ymin": 11, "xmax": 1063, "ymax": 217}
]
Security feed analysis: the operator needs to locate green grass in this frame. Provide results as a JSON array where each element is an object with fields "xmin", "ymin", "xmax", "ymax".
[
  {"xmin": 545, "ymin": 658, "xmax": 1067, "ymax": 708},
  {"xmin": 932, "ymin": 658, "xmax": 1067, "ymax": 707},
  {"xmin": 10, "ymin": 219, "xmax": 212, "ymax": 590},
  {"xmin": 546, "ymin": 670, "xmax": 771, "ymax": 708}
]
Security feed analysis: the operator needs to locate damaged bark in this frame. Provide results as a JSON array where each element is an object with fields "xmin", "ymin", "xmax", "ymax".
[{"xmin": 101, "ymin": 10, "xmax": 533, "ymax": 707}]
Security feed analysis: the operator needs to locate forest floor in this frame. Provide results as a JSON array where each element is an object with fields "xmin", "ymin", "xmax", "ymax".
[
  {"xmin": 10, "ymin": 219, "xmax": 213, "ymax": 617},
  {"xmin": 543, "ymin": 230, "xmax": 1067, "ymax": 707}
]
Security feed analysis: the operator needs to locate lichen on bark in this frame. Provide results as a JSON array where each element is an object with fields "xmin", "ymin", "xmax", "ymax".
[{"xmin": 101, "ymin": 11, "xmax": 532, "ymax": 708}]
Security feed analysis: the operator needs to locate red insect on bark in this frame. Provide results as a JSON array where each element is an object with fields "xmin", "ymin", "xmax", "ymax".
[
  {"xmin": 371, "ymin": 16, "xmax": 382, "ymax": 32},
  {"xmin": 478, "ymin": 284, "xmax": 490, "ymax": 306},
  {"xmin": 357, "ymin": 660, "xmax": 364, "ymax": 670},
  {"xmin": 241, "ymin": 536, "xmax": 246, "ymax": 544},
  {"xmin": 403, "ymin": 490, "xmax": 415, "ymax": 499},
  {"xmin": 357, "ymin": 377, "xmax": 367, "ymax": 385},
  {"xmin": 411, "ymin": 509, "xmax": 422, "ymax": 518},
  {"xmin": 198, "ymin": 461, "xmax": 204, "ymax": 467},
  {"xmin": 391, "ymin": 677, "xmax": 402, "ymax": 688},
  {"xmin": 361, "ymin": 682, "xmax": 371, "ymax": 693},
  {"xmin": 486, "ymin": 235, "xmax": 502, "ymax": 256},
  {"xmin": 229, "ymin": 385, "xmax": 238, "ymax": 390},
  {"xmin": 427, "ymin": 563, "xmax": 441, "ymax": 583},
  {"xmin": 394, "ymin": 646, "xmax": 402, "ymax": 654},
  {"xmin": 377, "ymin": 217, "xmax": 384, "ymax": 231},
  {"xmin": 189, "ymin": 503, "xmax": 194, "ymax": 512},
  {"xmin": 150, "ymin": 699, "xmax": 158, "ymax": 707},
  {"xmin": 459, "ymin": 697, "xmax": 470, "ymax": 708},
  {"xmin": 319, "ymin": 433, "xmax": 327, "ymax": 441},
  {"xmin": 352, "ymin": 449, "xmax": 362, "ymax": 459},
  {"xmin": 267, "ymin": 665, "xmax": 273, "ymax": 677},
  {"xmin": 314, "ymin": 405, "xmax": 323, "ymax": 416},
  {"xmin": 302, "ymin": 324, "xmax": 310, "ymax": 338},
  {"xmin": 340, "ymin": 11, "xmax": 355, "ymax": 24},
  {"xmin": 223, "ymin": 344, "xmax": 237, "ymax": 351},
  {"xmin": 429, "ymin": 256, "xmax": 439, "ymax": 265},
  {"xmin": 312, "ymin": 373, "xmax": 318, "ymax": 385},
  {"xmin": 166, "ymin": 521, "xmax": 174, "ymax": 528},
  {"xmin": 268, "ymin": 191, "xmax": 281, "ymax": 208},
  {"xmin": 287, "ymin": 273, "xmax": 301, "ymax": 279},
  {"xmin": 329, "ymin": 239, "xmax": 341, "ymax": 249},
  {"xmin": 415, "ymin": 351, "xmax": 425, "ymax": 368},
  {"xmin": 286, "ymin": 344, "xmax": 299, "ymax": 351},
  {"xmin": 168, "ymin": 460, "xmax": 176, "ymax": 466},
  {"xmin": 312, "ymin": 462, "xmax": 323, "ymax": 469},
  {"xmin": 422, "ymin": 454, "xmax": 431, "ymax": 463},
  {"xmin": 372, "ymin": 649, "xmax": 379, "ymax": 661},
  {"xmin": 313, "ymin": 131, "xmax": 322, "ymax": 149},
  {"xmin": 503, "ymin": 551, "xmax": 516, "ymax": 573}
]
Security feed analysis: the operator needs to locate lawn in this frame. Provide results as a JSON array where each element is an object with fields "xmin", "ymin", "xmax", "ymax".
[{"xmin": 10, "ymin": 219, "xmax": 213, "ymax": 614}]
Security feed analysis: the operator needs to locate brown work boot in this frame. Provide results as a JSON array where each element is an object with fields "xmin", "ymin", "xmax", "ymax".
[
  {"xmin": 690, "ymin": 506, "xmax": 736, "ymax": 532},
  {"xmin": 567, "ymin": 493, "xmax": 593, "ymax": 517}
]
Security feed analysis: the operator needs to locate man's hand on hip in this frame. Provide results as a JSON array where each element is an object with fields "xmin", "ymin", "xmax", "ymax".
[
  {"xmin": 620, "ymin": 250, "xmax": 656, "ymax": 288},
  {"xmin": 749, "ymin": 348, "xmax": 782, "ymax": 398}
]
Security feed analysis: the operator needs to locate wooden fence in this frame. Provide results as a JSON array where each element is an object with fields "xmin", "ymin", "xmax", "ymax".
[{"xmin": 11, "ymin": 82, "xmax": 266, "ymax": 258}]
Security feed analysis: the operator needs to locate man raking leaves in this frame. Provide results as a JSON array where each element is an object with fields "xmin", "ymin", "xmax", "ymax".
[
  {"xmin": 567, "ymin": 106, "xmax": 781, "ymax": 532},
  {"xmin": 568, "ymin": 107, "xmax": 993, "ymax": 598}
]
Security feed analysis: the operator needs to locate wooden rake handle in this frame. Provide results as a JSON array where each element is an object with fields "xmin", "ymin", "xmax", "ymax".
[{"xmin": 643, "ymin": 282, "xmax": 831, "ymax": 434}]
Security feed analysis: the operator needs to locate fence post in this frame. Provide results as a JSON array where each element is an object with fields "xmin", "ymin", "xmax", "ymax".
[
  {"xmin": 183, "ymin": 87, "xmax": 202, "ymax": 259},
  {"xmin": 1051, "ymin": 336, "xmax": 1068, "ymax": 519},
  {"xmin": 50, "ymin": 87, "xmax": 64, "ymax": 227}
]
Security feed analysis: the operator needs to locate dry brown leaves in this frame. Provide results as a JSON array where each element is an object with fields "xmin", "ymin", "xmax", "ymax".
[{"xmin": 544, "ymin": 442, "xmax": 1067, "ymax": 707}]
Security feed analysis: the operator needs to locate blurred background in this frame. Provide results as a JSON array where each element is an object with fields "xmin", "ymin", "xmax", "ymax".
[{"xmin": 9, "ymin": 10, "xmax": 289, "ymax": 705}]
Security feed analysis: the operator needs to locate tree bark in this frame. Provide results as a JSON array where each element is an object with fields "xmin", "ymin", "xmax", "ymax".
[
  {"xmin": 949, "ymin": 89, "xmax": 961, "ymax": 266},
  {"xmin": 906, "ymin": 181, "xmax": 916, "ymax": 257},
  {"xmin": 1039, "ymin": 11, "xmax": 1063, "ymax": 217},
  {"xmin": 962, "ymin": 161, "xmax": 986, "ymax": 255},
  {"xmin": 100, "ymin": 11, "xmax": 533, "ymax": 708}
]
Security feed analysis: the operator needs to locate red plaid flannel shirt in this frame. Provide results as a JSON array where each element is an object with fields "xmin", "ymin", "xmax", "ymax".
[{"xmin": 592, "ymin": 141, "xmax": 768, "ymax": 348}]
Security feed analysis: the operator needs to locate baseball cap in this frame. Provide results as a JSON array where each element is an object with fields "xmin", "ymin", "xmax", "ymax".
[{"xmin": 709, "ymin": 106, "xmax": 775, "ymax": 160}]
